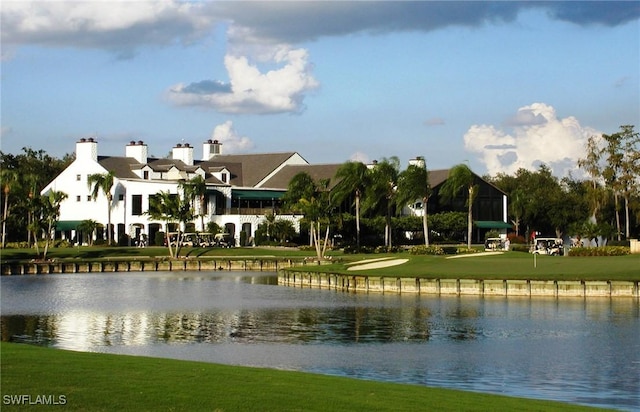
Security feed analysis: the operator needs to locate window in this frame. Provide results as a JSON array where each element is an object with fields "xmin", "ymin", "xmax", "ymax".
[
  {"xmin": 132, "ymin": 195, "xmax": 143, "ymax": 215},
  {"xmin": 87, "ymin": 195, "xmax": 92, "ymax": 201},
  {"xmin": 76, "ymin": 196, "xmax": 81, "ymax": 202},
  {"xmin": 221, "ymin": 173, "xmax": 227, "ymax": 183},
  {"xmin": 143, "ymin": 171, "xmax": 149, "ymax": 180},
  {"xmin": 76, "ymin": 174, "xmax": 81, "ymax": 181},
  {"xmin": 118, "ymin": 194, "xmax": 124, "ymax": 201}
]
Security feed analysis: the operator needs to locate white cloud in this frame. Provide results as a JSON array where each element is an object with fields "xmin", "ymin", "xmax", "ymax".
[
  {"xmin": 167, "ymin": 45, "xmax": 319, "ymax": 114},
  {"xmin": 464, "ymin": 103, "xmax": 600, "ymax": 177},
  {"xmin": 349, "ymin": 152, "xmax": 370, "ymax": 164},
  {"xmin": 1, "ymin": 1, "xmax": 213, "ymax": 56},
  {"xmin": 210, "ymin": 121, "xmax": 253, "ymax": 153}
]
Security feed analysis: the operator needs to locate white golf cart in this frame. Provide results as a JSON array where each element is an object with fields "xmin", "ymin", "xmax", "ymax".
[
  {"xmin": 484, "ymin": 238, "xmax": 507, "ymax": 251},
  {"xmin": 530, "ymin": 237, "xmax": 564, "ymax": 256}
]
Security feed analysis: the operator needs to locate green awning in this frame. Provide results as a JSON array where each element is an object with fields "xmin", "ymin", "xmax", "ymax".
[
  {"xmin": 56, "ymin": 220, "xmax": 85, "ymax": 231},
  {"xmin": 232, "ymin": 189, "xmax": 286, "ymax": 200},
  {"xmin": 475, "ymin": 220, "xmax": 513, "ymax": 229}
]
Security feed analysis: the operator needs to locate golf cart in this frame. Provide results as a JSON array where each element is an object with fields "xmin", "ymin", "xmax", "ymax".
[
  {"xmin": 214, "ymin": 233, "xmax": 234, "ymax": 248},
  {"xmin": 484, "ymin": 237, "xmax": 507, "ymax": 251},
  {"xmin": 530, "ymin": 237, "xmax": 564, "ymax": 256}
]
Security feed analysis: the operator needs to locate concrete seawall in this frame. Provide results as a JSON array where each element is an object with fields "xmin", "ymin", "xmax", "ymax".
[
  {"xmin": 278, "ymin": 271, "xmax": 639, "ymax": 298},
  {"xmin": 1, "ymin": 258, "xmax": 304, "ymax": 275}
]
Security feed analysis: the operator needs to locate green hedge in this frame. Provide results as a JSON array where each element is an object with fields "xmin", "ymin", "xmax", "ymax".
[{"xmin": 568, "ymin": 246, "xmax": 630, "ymax": 256}]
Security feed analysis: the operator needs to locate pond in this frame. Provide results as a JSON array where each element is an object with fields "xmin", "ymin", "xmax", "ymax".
[{"xmin": 1, "ymin": 271, "xmax": 638, "ymax": 411}]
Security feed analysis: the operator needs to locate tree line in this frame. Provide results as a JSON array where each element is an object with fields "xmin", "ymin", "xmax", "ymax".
[{"xmin": 1, "ymin": 125, "xmax": 638, "ymax": 259}]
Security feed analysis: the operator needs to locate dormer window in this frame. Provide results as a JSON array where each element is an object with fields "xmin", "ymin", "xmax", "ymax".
[
  {"xmin": 76, "ymin": 174, "xmax": 81, "ymax": 181},
  {"xmin": 143, "ymin": 171, "xmax": 149, "ymax": 180},
  {"xmin": 221, "ymin": 173, "xmax": 227, "ymax": 183}
]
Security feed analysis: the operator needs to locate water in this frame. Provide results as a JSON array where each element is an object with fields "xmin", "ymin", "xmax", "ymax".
[{"xmin": 1, "ymin": 271, "xmax": 638, "ymax": 410}]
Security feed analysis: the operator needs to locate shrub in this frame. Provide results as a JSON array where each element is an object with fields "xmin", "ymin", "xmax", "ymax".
[
  {"xmin": 511, "ymin": 244, "xmax": 530, "ymax": 253},
  {"xmin": 410, "ymin": 245, "xmax": 445, "ymax": 255},
  {"xmin": 568, "ymin": 246, "xmax": 630, "ymax": 257},
  {"xmin": 507, "ymin": 233, "xmax": 526, "ymax": 244}
]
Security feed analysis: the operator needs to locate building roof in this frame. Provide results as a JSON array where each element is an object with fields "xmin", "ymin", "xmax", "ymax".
[
  {"xmin": 262, "ymin": 163, "xmax": 343, "ymax": 189},
  {"xmin": 201, "ymin": 152, "xmax": 301, "ymax": 187}
]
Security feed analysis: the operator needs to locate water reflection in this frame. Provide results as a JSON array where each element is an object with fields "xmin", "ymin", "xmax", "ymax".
[{"xmin": 1, "ymin": 272, "xmax": 639, "ymax": 411}]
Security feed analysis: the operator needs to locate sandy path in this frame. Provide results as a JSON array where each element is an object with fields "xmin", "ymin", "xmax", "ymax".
[
  {"xmin": 445, "ymin": 251, "xmax": 504, "ymax": 259},
  {"xmin": 347, "ymin": 258, "xmax": 409, "ymax": 271}
]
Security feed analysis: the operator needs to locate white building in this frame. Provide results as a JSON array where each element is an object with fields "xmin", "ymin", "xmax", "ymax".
[{"xmin": 42, "ymin": 138, "xmax": 340, "ymax": 245}]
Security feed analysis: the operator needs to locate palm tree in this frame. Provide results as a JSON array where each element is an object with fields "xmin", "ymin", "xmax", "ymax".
[
  {"xmin": 77, "ymin": 219, "xmax": 100, "ymax": 246},
  {"xmin": 396, "ymin": 162, "xmax": 431, "ymax": 246},
  {"xmin": 147, "ymin": 191, "xmax": 180, "ymax": 258},
  {"xmin": 439, "ymin": 164, "xmax": 478, "ymax": 250},
  {"xmin": 332, "ymin": 161, "xmax": 369, "ymax": 249},
  {"xmin": 147, "ymin": 190, "xmax": 193, "ymax": 258},
  {"xmin": 1, "ymin": 168, "xmax": 20, "ymax": 248},
  {"xmin": 42, "ymin": 190, "xmax": 68, "ymax": 260},
  {"xmin": 87, "ymin": 171, "xmax": 115, "ymax": 245},
  {"xmin": 283, "ymin": 172, "xmax": 333, "ymax": 262},
  {"xmin": 180, "ymin": 175, "xmax": 207, "ymax": 231},
  {"xmin": 363, "ymin": 157, "xmax": 400, "ymax": 248}
]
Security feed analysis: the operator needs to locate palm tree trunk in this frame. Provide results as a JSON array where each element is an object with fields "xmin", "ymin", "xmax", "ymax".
[
  {"xmin": 2, "ymin": 191, "xmax": 8, "ymax": 249},
  {"xmin": 467, "ymin": 186, "xmax": 473, "ymax": 250},
  {"xmin": 107, "ymin": 195, "xmax": 112, "ymax": 246},
  {"xmin": 355, "ymin": 192, "xmax": 361, "ymax": 249},
  {"xmin": 422, "ymin": 196, "xmax": 429, "ymax": 247},
  {"xmin": 614, "ymin": 193, "xmax": 621, "ymax": 241},
  {"xmin": 624, "ymin": 196, "xmax": 630, "ymax": 239}
]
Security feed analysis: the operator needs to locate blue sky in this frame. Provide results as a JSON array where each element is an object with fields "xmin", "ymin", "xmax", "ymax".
[{"xmin": 1, "ymin": 1, "xmax": 639, "ymax": 177}]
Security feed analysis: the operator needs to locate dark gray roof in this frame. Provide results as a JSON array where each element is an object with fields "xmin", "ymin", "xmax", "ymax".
[
  {"xmin": 262, "ymin": 164, "xmax": 343, "ymax": 190},
  {"xmin": 198, "ymin": 152, "xmax": 302, "ymax": 187},
  {"xmin": 97, "ymin": 156, "xmax": 139, "ymax": 179}
]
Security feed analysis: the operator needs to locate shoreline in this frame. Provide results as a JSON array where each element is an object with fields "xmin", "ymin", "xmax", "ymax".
[{"xmin": 278, "ymin": 270, "xmax": 640, "ymax": 298}]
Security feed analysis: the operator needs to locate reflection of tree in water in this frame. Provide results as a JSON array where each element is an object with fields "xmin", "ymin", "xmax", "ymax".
[
  {"xmin": 2, "ymin": 304, "xmax": 477, "ymax": 346},
  {"xmin": 1, "ymin": 315, "xmax": 58, "ymax": 345}
]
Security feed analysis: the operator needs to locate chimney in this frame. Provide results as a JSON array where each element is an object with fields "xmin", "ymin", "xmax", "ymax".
[
  {"xmin": 125, "ymin": 140, "xmax": 148, "ymax": 164},
  {"xmin": 203, "ymin": 139, "xmax": 222, "ymax": 160},
  {"xmin": 409, "ymin": 156, "xmax": 426, "ymax": 169},
  {"xmin": 76, "ymin": 137, "xmax": 98, "ymax": 162},
  {"xmin": 172, "ymin": 142, "xmax": 194, "ymax": 165}
]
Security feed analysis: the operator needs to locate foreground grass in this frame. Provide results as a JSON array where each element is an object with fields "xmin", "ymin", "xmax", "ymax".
[{"xmin": 0, "ymin": 343, "xmax": 605, "ymax": 412}]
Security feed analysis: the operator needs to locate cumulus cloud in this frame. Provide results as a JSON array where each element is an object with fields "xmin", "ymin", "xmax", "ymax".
[
  {"xmin": 167, "ymin": 46, "xmax": 318, "ymax": 114},
  {"xmin": 210, "ymin": 121, "xmax": 253, "ymax": 153},
  {"xmin": 464, "ymin": 103, "xmax": 600, "ymax": 177},
  {"xmin": 0, "ymin": 0, "xmax": 214, "ymax": 57}
]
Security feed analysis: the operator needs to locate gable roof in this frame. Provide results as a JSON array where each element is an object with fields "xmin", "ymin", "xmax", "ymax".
[
  {"xmin": 262, "ymin": 163, "xmax": 343, "ymax": 190},
  {"xmin": 200, "ymin": 152, "xmax": 303, "ymax": 187}
]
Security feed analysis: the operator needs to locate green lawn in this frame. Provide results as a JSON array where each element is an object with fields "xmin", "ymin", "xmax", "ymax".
[
  {"xmin": 1, "ymin": 246, "xmax": 639, "ymax": 281},
  {"xmin": 297, "ymin": 253, "xmax": 640, "ymax": 281},
  {"xmin": 0, "ymin": 343, "xmax": 607, "ymax": 411}
]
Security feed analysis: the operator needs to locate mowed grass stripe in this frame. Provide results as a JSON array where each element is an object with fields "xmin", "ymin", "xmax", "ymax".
[{"xmin": 0, "ymin": 343, "xmax": 607, "ymax": 411}]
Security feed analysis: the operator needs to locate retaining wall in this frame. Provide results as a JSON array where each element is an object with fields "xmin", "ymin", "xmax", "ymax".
[
  {"xmin": 278, "ymin": 271, "xmax": 639, "ymax": 298},
  {"xmin": 1, "ymin": 258, "xmax": 303, "ymax": 275}
]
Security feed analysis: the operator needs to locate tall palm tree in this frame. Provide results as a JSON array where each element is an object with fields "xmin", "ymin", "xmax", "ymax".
[
  {"xmin": 396, "ymin": 162, "xmax": 431, "ymax": 246},
  {"xmin": 332, "ymin": 161, "xmax": 369, "ymax": 249},
  {"xmin": 87, "ymin": 171, "xmax": 115, "ymax": 245},
  {"xmin": 1, "ymin": 168, "xmax": 20, "ymax": 248},
  {"xmin": 439, "ymin": 164, "xmax": 478, "ymax": 250},
  {"xmin": 363, "ymin": 157, "xmax": 400, "ymax": 248}
]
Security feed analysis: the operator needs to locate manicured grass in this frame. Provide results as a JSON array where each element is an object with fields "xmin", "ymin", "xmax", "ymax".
[
  {"xmin": 0, "ymin": 245, "xmax": 318, "ymax": 261},
  {"xmin": 298, "ymin": 253, "xmax": 640, "ymax": 281},
  {"xmin": 0, "ymin": 343, "xmax": 606, "ymax": 411}
]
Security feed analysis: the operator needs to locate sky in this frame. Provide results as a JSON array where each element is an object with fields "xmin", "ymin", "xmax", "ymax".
[{"xmin": 1, "ymin": 1, "xmax": 639, "ymax": 178}]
